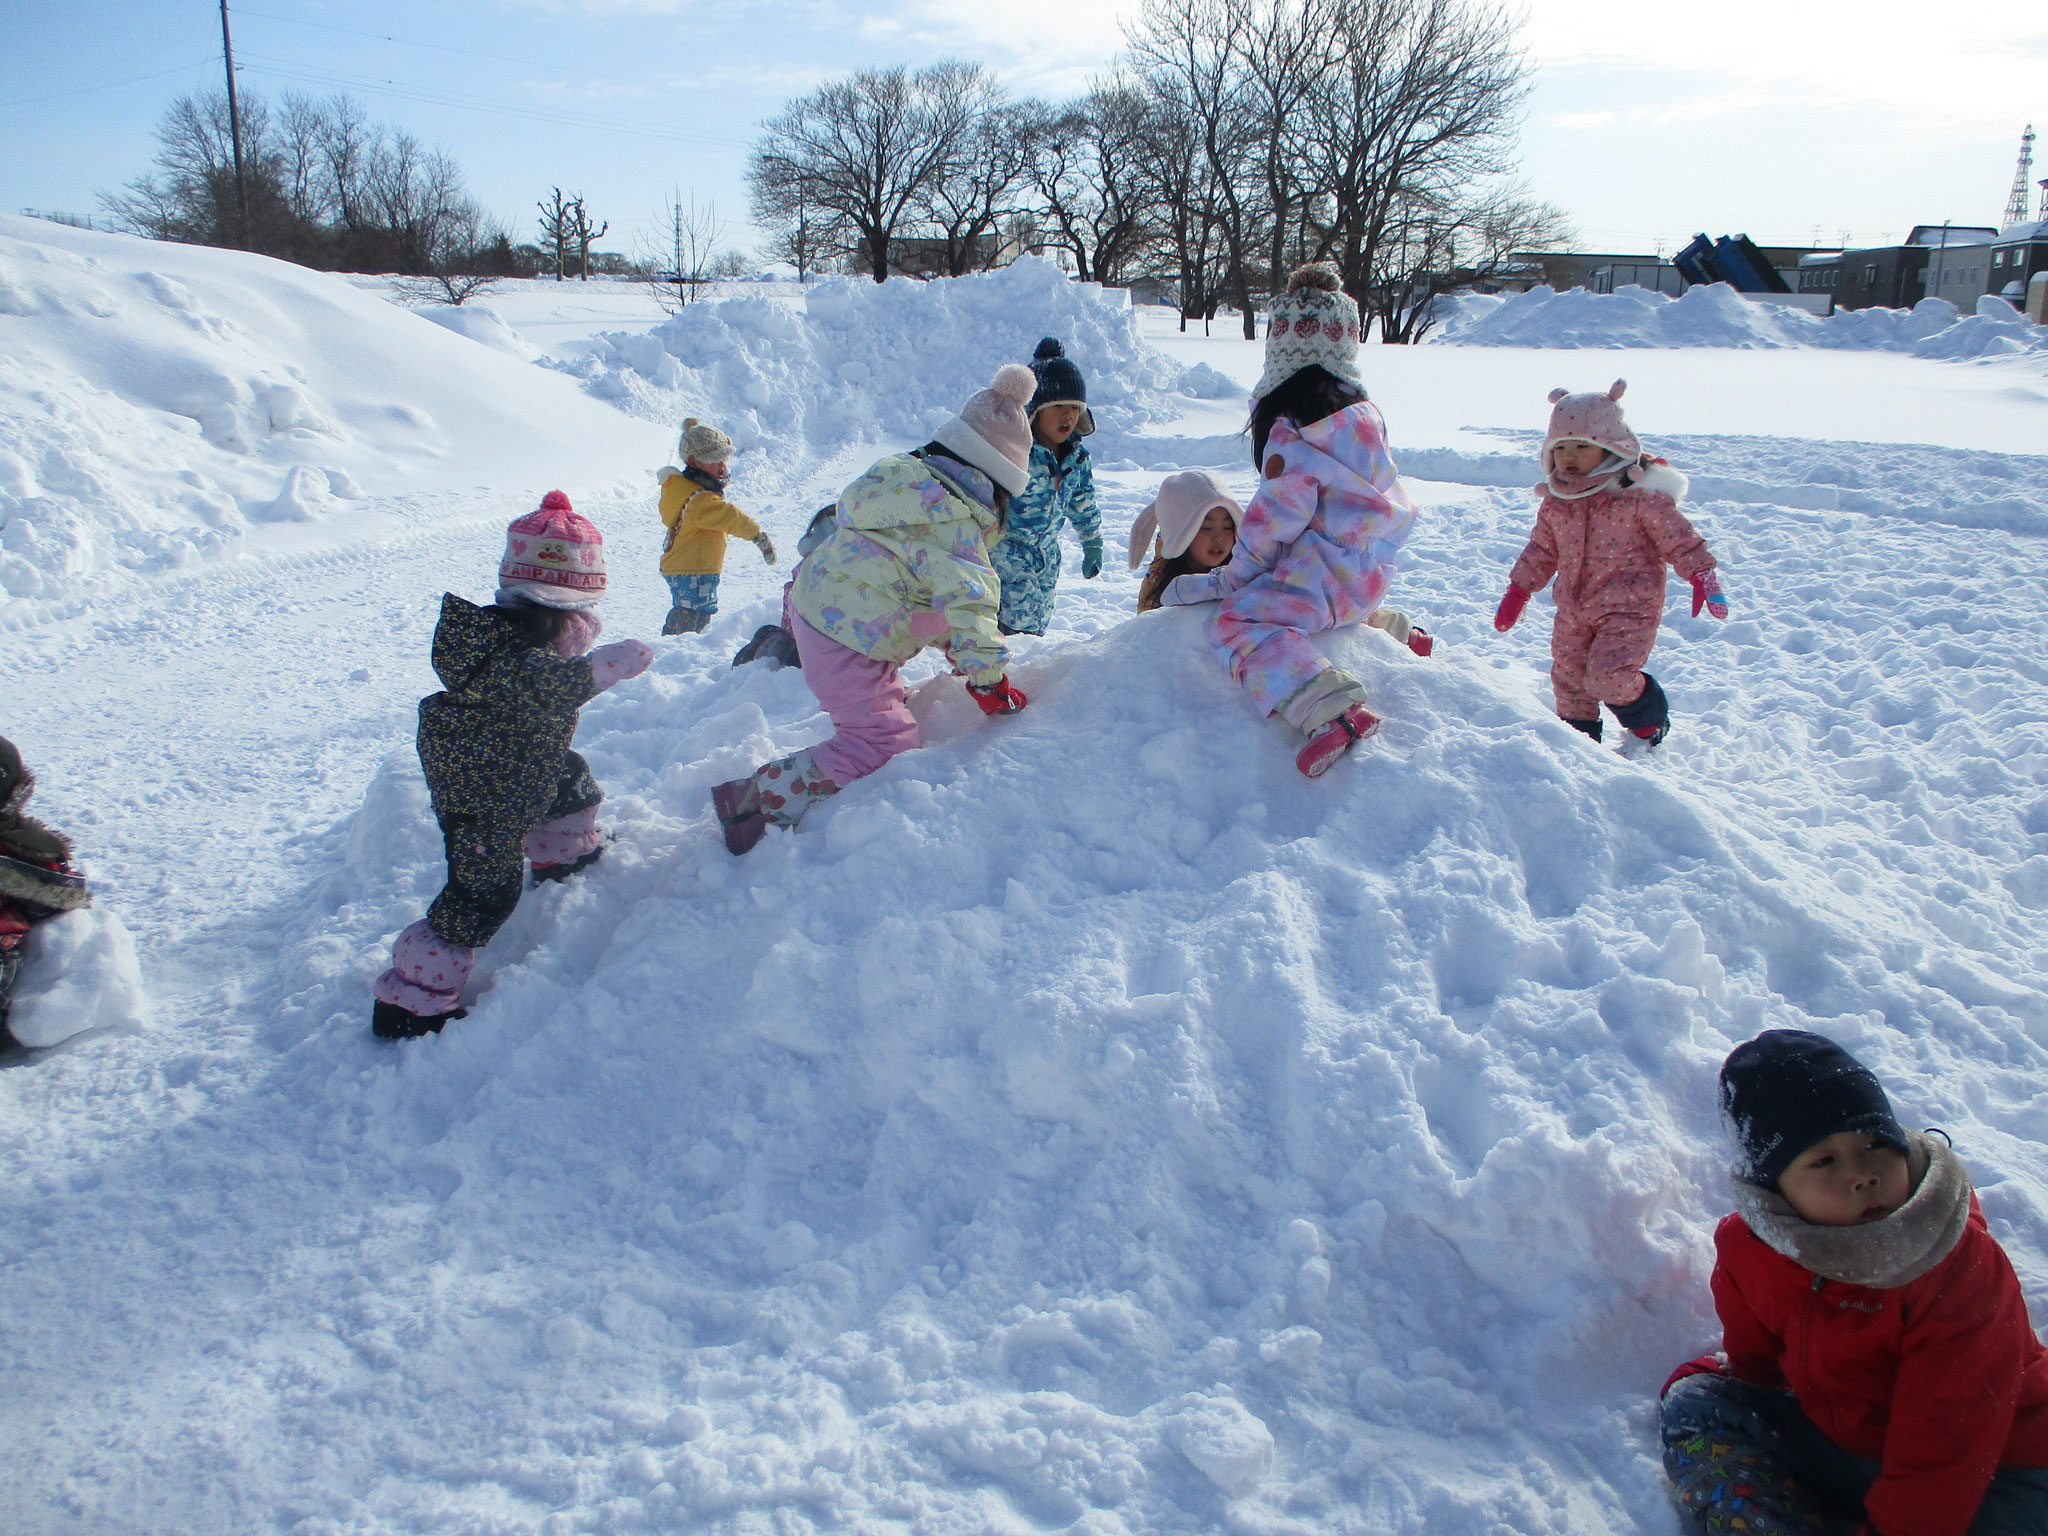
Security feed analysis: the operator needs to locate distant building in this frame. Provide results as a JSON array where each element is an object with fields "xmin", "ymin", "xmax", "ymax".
[
  {"xmin": 1507, "ymin": 250, "xmax": 1666, "ymax": 293},
  {"xmin": 1796, "ymin": 226, "xmax": 1998, "ymax": 311},
  {"xmin": 1989, "ymin": 220, "xmax": 2048, "ymax": 307}
]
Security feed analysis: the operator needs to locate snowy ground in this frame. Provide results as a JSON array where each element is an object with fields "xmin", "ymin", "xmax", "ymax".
[{"xmin": 4, "ymin": 222, "xmax": 2047, "ymax": 1535}]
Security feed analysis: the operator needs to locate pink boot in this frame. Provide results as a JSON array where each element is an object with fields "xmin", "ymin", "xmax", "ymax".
[
  {"xmin": 1295, "ymin": 704, "xmax": 1381, "ymax": 779},
  {"xmin": 372, "ymin": 919, "xmax": 475, "ymax": 1038}
]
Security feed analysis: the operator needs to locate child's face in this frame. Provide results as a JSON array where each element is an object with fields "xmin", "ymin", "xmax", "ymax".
[
  {"xmin": 1552, "ymin": 440, "xmax": 1611, "ymax": 478},
  {"xmin": 687, "ymin": 455, "xmax": 729, "ymax": 478},
  {"xmin": 1776, "ymin": 1131, "xmax": 1912, "ymax": 1226},
  {"xmin": 1035, "ymin": 404, "xmax": 1083, "ymax": 445},
  {"xmin": 1188, "ymin": 506, "xmax": 1236, "ymax": 571}
]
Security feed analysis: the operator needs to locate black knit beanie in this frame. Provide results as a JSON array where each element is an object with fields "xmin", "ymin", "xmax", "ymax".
[
  {"xmin": 1028, "ymin": 337, "xmax": 1092, "ymax": 432},
  {"xmin": 1719, "ymin": 1029, "xmax": 1908, "ymax": 1189}
]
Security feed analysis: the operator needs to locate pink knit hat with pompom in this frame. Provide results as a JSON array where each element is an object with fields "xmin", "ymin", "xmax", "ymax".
[
  {"xmin": 933, "ymin": 363, "xmax": 1038, "ymax": 496},
  {"xmin": 498, "ymin": 490, "xmax": 606, "ymax": 609}
]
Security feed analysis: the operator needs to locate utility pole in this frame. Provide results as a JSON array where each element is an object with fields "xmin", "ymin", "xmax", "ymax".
[
  {"xmin": 219, "ymin": 0, "xmax": 250, "ymax": 246},
  {"xmin": 1928, "ymin": 219, "xmax": 1952, "ymax": 306}
]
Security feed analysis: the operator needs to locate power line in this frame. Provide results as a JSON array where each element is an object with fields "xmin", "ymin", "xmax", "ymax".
[
  {"xmin": 232, "ymin": 51, "xmax": 751, "ymax": 149},
  {"xmin": 231, "ymin": 5, "xmax": 683, "ymax": 93},
  {"xmin": 4, "ymin": 59, "xmax": 220, "ymax": 112}
]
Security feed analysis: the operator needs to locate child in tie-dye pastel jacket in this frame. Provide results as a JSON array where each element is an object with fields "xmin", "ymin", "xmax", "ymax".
[{"xmin": 1155, "ymin": 263, "xmax": 1419, "ymax": 779}]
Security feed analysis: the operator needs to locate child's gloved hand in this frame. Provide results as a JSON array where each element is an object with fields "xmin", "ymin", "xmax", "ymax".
[
  {"xmin": 1081, "ymin": 539, "xmax": 1103, "ymax": 579},
  {"xmin": 754, "ymin": 532, "xmax": 777, "ymax": 566},
  {"xmin": 1690, "ymin": 569, "xmax": 1728, "ymax": 619},
  {"xmin": 966, "ymin": 676, "xmax": 1027, "ymax": 715},
  {"xmin": 1493, "ymin": 584, "xmax": 1530, "ymax": 632},
  {"xmin": 590, "ymin": 639, "xmax": 654, "ymax": 688}
]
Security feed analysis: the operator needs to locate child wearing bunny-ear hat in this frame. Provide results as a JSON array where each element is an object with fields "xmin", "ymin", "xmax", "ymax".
[{"xmin": 1492, "ymin": 379, "xmax": 1727, "ymax": 754}]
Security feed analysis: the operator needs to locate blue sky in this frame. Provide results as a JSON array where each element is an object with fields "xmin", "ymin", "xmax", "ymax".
[{"xmin": 5, "ymin": 0, "xmax": 2042, "ymax": 262}]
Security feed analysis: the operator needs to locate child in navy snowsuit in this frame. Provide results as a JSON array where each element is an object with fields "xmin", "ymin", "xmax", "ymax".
[
  {"xmin": 989, "ymin": 337, "xmax": 1102, "ymax": 636},
  {"xmin": 1661, "ymin": 1030, "xmax": 2048, "ymax": 1536},
  {"xmin": 371, "ymin": 492, "xmax": 653, "ymax": 1039}
]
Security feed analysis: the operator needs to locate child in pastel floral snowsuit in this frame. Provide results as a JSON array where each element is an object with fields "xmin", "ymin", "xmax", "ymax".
[
  {"xmin": 710, "ymin": 365, "xmax": 1037, "ymax": 855},
  {"xmin": 1492, "ymin": 380, "xmax": 1727, "ymax": 749},
  {"xmin": 1153, "ymin": 264, "xmax": 1420, "ymax": 778}
]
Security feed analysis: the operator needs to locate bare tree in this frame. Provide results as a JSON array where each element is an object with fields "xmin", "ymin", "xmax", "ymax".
[
  {"xmin": 641, "ymin": 191, "xmax": 723, "ymax": 311},
  {"xmin": 911, "ymin": 71, "xmax": 1029, "ymax": 275},
  {"xmin": 1130, "ymin": 77, "xmax": 1230, "ymax": 330},
  {"xmin": 747, "ymin": 62, "xmax": 984, "ymax": 282},
  {"xmin": 536, "ymin": 187, "xmax": 575, "ymax": 281},
  {"xmin": 568, "ymin": 197, "xmax": 608, "ymax": 281},
  {"xmin": 1372, "ymin": 182, "xmax": 1570, "ymax": 341},
  {"xmin": 1022, "ymin": 81, "xmax": 1159, "ymax": 285}
]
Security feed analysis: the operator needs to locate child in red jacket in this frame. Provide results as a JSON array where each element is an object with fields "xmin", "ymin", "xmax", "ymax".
[
  {"xmin": 1661, "ymin": 1030, "xmax": 2048, "ymax": 1536},
  {"xmin": 1493, "ymin": 380, "xmax": 1727, "ymax": 752}
]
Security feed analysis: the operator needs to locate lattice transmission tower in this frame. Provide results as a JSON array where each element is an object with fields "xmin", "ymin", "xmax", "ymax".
[{"xmin": 2007, "ymin": 124, "xmax": 2037, "ymax": 227}]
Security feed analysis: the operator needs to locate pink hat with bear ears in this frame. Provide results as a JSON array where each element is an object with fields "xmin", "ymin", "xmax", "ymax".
[{"xmin": 1542, "ymin": 378, "xmax": 1641, "ymax": 475}]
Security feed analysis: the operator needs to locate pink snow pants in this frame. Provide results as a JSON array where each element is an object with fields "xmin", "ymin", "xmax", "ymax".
[
  {"xmin": 1550, "ymin": 608, "xmax": 1659, "ymax": 720},
  {"xmin": 790, "ymin": 613, "xmax": 921, "ymax": 783}
]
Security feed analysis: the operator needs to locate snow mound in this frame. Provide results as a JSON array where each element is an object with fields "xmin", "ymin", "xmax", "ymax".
[
  {"xmin": 414, "ymin": 302, "xmax": 540, "ymax": 360},
  {"xmin": 1434, "ymin": 282, "xmax": 2048, "ymax": 367},
  {"xmin": 133, "ymin": 577, "xmax": 2024, "ymax": 1533},
  {"xmin": 6, "ymin": 906, "xmax": 145, "ymax": 1049},
  {"xmin": 0, "ymin": 215, "xmax": 662, "ymax": 617},
  {"xmin": 560, "ymin": 258, "xmax": 1224, "ymax": 478}
]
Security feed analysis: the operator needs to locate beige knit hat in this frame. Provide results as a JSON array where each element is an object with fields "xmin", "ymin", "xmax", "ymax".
[
  {"xmin": 932, "ymin": 363, "xmax": 1037, "ymax": 496},
  {"xmin": 679, "ymin": 417, "xmax": 733, "ymax": 465},
  {"xmin": 1128, "ymin": 470, "xmax": 1242, "ymax": 569},
  {"xmin": 1252, "ymin": 263, "xmax": 1365, "ymax": 399}
]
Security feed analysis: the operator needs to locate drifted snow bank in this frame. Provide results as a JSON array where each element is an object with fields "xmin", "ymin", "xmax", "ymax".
[
  {"xmin": 1435, "ymin": 281, "xmax": 2048, "ymax": 365},
  {"xmin": 0, "ymin": 216, "xmax": 660, "ymax": 616},
  {"xmin": 559, "ymin": 257, "xmax": 1231, "ymax": 480}
]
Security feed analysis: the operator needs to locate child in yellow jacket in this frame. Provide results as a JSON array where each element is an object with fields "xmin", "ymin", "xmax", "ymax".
[{"xmin": 659, "ymin": 418, "xmax": 776, "ymax": 635}]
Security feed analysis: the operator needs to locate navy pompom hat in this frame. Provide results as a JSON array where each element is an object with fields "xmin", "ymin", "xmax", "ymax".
[
  {"xmin": 1027, "ymin": 337, "xmax": 1094, "ymax": 436},
  {"xmin": 1719, "ymin": 1029, "xmax": 1908, "ymax": 1189}
]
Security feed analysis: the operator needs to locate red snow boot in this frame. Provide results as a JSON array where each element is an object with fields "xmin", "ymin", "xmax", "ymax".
[{"xmin": 1295, "ymin": 704, "xmax": 1381, "ymax": 779}]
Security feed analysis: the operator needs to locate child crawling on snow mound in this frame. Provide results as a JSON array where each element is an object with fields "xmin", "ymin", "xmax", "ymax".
[
  {"xmin": 370, "ymin": 492, "xmax": 654, "ymax": 1040},
  {"xmin": 0, "ymin": 737, "xmax": 93, "ymax": 1050},
  {"xmin": 1492, "ymin": 380, "xmax": 1726, "ymax": 752},
  {"xmin": 710, "ymin": 364, "xmax": 1036, "ymax": 855},
  {"xmin": 1150, "ymin": 265, "xmax": 1421, "ymax": 777},
  {"xmin": 1133, "ymin": 469, "xmax": 1432, "ymax": 658},
  {"xmin": 1660, "ymin": 1029, "xmax": 2048, "ymax": 1536}
]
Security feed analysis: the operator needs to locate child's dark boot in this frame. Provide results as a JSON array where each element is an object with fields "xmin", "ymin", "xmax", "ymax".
[
  {"xmin": 1565, "ymin": 716, "xmax": 1603, "ymax": 742},
  {"xmin": 663, "ymin": 607, "xmax": 712, "ymax": 636},
  {"xmin": 1613, "ymin": 673, "xmax": 1670, "ymax": 753}
]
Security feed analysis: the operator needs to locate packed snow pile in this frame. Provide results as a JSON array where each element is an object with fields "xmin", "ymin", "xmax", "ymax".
[
  {"xmin": 4, "ymin": 906, "xmax": 145, "ymax": 1048},
  {"xmin": 560, "ymin": 257, "xmax": 1229, "ymax": 478},
  {"xmin": 0, "ymin": 215, "xmax": 661, "ymax": 617},
  {"xmin": 1434, "ymin": 281, "xmax": 2048, "ymax": 365}
]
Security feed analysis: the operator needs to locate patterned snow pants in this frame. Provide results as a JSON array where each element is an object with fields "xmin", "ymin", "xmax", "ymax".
[
  {"xmin": 1661, "ymin": 1373, "xmax": 2048, "ymax": 1536},
  {"xmin": 1549, "ymin": 607, "xmax": 1659, "ymax": 721}
]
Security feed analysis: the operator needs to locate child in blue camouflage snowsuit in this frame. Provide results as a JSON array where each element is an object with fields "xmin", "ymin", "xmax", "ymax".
[{"xmin": 990, "ymin": 337, "xmax": 1102, "ymax": 636}]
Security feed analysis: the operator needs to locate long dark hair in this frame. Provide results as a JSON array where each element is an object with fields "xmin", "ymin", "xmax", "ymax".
[{"xmin": 1249, "ymin": 365, "xmax": 1365, "ymax": 466}]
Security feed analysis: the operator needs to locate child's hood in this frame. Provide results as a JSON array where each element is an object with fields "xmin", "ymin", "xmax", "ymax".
[
  {"xmin": 836, "ymin": 453, "xmax": 996, "ymax": 537},
  {"xmin": 430, "ymin": 595, "xmax": 529, "ymax": 693},
  {"xmin": 1280, "ymin": 401, "xmax": 1404, "ymax": 496},
  {"xmin": 1731, "ymin": 1130, "xmax": 1970, "ymax": 1289}
]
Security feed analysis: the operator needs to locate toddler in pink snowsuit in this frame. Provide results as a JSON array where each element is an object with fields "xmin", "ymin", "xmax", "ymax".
[
  {"xmin": 1156, "ymin": 264, "xmax": 1419, "ymax": 779},
  {"xmin": 1493, "ymin": 380, "xmax": 1727, "ymax": 748}
]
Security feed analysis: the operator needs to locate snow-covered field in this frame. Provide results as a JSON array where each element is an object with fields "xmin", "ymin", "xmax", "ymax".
[{"xmin": 4, "ymin": 216, "xmax": 2046, "ymax": 1534}]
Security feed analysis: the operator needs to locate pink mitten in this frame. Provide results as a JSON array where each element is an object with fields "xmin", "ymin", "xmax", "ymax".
[
  {"xmin": 1690, "ymin": 569, "xmax": 1729, "ymax": 620},
  {"xmin": 555, "ymin": 608, "xmax": 604, "ymax": 657},
  {"xmin": 590, "ymin": 639, "xmax": 654, "ymax": 688}
]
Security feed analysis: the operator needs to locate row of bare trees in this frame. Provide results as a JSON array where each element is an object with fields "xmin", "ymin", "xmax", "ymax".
[
  {"xmin": 747, "ymin": 0, "xmax": 1570, "ymax": 340},
  {"xmin": 104, "ymin": 89, "xmax": 516, "ymax": 280}
]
